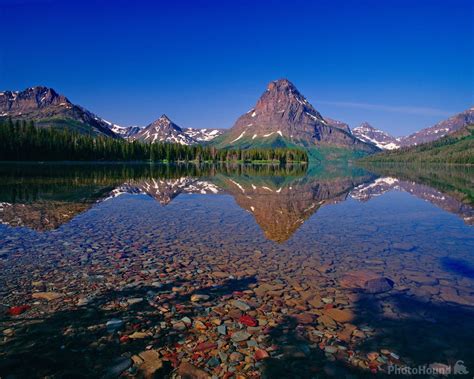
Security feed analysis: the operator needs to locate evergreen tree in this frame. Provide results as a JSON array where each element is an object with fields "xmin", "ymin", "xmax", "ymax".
[{"xmin": 0, "ymin": 119, "xmax": 309, "ymax": 163}]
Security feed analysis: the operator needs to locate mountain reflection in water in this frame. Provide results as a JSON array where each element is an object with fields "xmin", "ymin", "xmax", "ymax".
[{"xmin": 0, "ymin": 163, "xmax": 472, "ymax": 241}]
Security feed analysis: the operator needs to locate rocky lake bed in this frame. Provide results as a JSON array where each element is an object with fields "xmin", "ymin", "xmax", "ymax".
[{"xmin": 0, "ymin": 163, "xmax": 473, "ymax": 378}]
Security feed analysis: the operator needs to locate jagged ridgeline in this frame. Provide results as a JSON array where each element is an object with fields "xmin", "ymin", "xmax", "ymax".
[
  {"xmin": 2, "ymin": 84, "xmax": 473, "ymax": 163},
  {"xmin": 0, "ymin": 118, "xmax": 308, "ymax": 163}
]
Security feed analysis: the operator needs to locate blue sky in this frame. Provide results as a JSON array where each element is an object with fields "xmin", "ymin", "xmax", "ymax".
[{"xmin": 1, "ymin": 0, "xmax": 472, "ymax": 136}]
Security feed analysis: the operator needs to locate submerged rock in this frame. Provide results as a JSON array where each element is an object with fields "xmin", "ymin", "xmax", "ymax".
[
  {"xmin": 340, "ymin": 271, "xmax": 394, "ymax": 293},
  {"xmin": 231, "ymin": 299, "xmax": 251, "ymax": 311},
  {"xmin": 103, "ymin": 357, "xmax": 132, "ymax": 379},
  {"xmin": 177, "ymin": 361, "xmax": 209, "ymax": 379},
  {"xmin": 231, "ymin": 331, "xmax": 251, "ymax": 342},
  {"xmin": 136, "ymin": 350, "xmax": 163, "ymax": 379},
  {"xmin": 323, "ymin": 308, "xmax": 354, "ymax": 323},
  {"xmin": 31, "ymin": 292, "xmax": 63, "ymax": 301},
  {"xmin": 190, "ymin": 294, "xmax": 210, "ymax": 302},
  {"xmin": 106, "ymin": 318, "xmax": 124, "ymax": 332}
]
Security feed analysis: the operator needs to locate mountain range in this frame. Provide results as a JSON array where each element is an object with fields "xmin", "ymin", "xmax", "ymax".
[
  {"xmin": 1, "ymin": 82, "xmax": 472, "ymax": 154},
  {"xmin": 0, "ymin": 87, "xmax": 223, "ymax": 145},
  {"xmin": 361, "ymin": 123, "xmax": 474, "ymax": 164},
  {"xmin": 352, "ymin": 107, "xmax": 474, "ymax": 150}
]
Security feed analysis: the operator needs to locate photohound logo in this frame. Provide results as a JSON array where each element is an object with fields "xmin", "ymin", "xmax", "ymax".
[
  {"xmin": 454, "ymin": 360, "xmax": 469, "ymax": 375},
  {"xmin": 388, "ymin": 360, "xmax": 469, "ymax": 376}
]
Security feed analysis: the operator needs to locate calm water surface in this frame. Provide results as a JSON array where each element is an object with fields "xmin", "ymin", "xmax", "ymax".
[{"xmin": 0, "ymin": 163, "xmax": 473, "ymax": 378}]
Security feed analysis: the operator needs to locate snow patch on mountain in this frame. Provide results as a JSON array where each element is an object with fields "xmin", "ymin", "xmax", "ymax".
[
  {"xmin": 183, "ymin": 128, "xmax": 224, "ymax": 142},
  {"xmin": 352, "ymin": 122, "xmax": 401, "ymax": 150},
  {"xmin": 130, "ymin": 115, "xmax": 224, "ymax": 145}
]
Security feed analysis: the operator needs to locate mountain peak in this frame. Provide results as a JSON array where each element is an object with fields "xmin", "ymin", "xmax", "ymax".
[
  {"xmin": 213, "ymin": 79, "xmax": 377, "ymax": 152},
  {"xmin": 359, "ymin": 121, "xmax": 373, "ymax": 128},
  {"xmin": 133, "ymin": 115, "xmax": 194, "ymax": 145},
  {"xmin": 355, "ymin": 122, "xmax": 375, "ymax": 131},
  {"xmin": 27, "ymin": 85, "xmax": 56, "ymax": 93},
  {"xmin": 21, "ymin": 86, "xmax": 68, "ymax": 104},
  {"xmin": 267, "ymin": 78, "xmax": 295, "ymax": 91},
  {"xmin": 159, "ymin": 114, "xmax": 171, "ymax": 122}
]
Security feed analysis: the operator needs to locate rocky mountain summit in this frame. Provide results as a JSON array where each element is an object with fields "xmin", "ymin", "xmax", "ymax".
[
  {"xmin": 130, "ymin": 115, "xmax": 224, "ymax": 145},
  {"xmin": 0, "ymin": 86, "xmax": 117, "ymax": 137},
  {"xmin": 131, "ymin": 115, "xmax": 195, "ymax": 145},
  {"xmin": 214, "ymin": 79, "xmax": 378, "ymax": 152},
  {"xmin": 352, "ymin": 122, "xmax": 401, "ymax": 150}
]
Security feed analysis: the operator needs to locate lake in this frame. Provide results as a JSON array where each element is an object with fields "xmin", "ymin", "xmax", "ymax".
[{"xmin": 0, "ymin": 162, "xmax": 473, "ymax": 378}]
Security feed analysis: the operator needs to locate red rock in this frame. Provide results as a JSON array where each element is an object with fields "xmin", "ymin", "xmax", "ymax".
[
  {"xmin": 367, "ymin": 352, "xmax": 380, "ymax": 361},
  {"xmin": 194, "ymin": 341, "xmax": 217, "ymax": 352},
  {"xmin": 255, "ymin": 349, "xmax": 270, "ymax": 361},
  {"xmin": 369, "ymin": 362, "xmax": 379, "ymax": 369},
  {"xmin": 119, "ymin": 335, "xmax": 130, "ymax": 343},
  {"xmin": 7, "ymin": 305, "xmax": 30, "ymax": 316},
  {"xmin": 239, "ymin": 314, "xmax": 257, "ymax": 327}
]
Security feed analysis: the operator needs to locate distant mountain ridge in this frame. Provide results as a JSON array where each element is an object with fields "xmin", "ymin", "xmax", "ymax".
[
  {"xmin": 351, "ymin": 107, "xmax": 474, "ymax": 150},
  {"xmin": 360, "ymin": 123, "xmax": 474, "ymax": 164},
  {"xmin": 400, "ymin": 107, "xmax": 474, "ymax": 146},
  {"xmin": 130, "ymin": 114, "xmax": 224, "ymax": 145},
  {"xmin": 352, "ymin": 122, "xmax": 401, "ymax": 150},
  {"xmin": 110, "ymin": 124, "xmax": 142, "ymax": 138}
]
